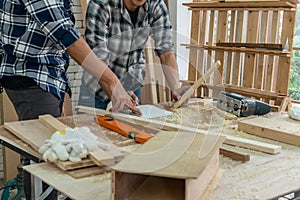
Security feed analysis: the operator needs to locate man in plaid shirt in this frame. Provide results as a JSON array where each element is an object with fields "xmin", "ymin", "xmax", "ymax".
[
  {"xmin": 79, "ymin": 0, "xmax": 188, "ymax": 109},
  {"xmin": 0, "ymin": 0, "xmax": 140, "ymax": 199}
]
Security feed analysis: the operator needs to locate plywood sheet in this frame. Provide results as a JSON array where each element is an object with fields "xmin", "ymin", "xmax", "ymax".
[
  {"xmin": 4, "ymin": 119, "xmax": 53, "ymax": 150},
  {"xmin": 114, "ymin": 131, "xmax": 225, "ymax": 179},
  {"xmin": 238, "ymin": 114, "xmax": 300, "ymax": 146},
  {"xmin": 23, "ymin": 163, "xmax": 111, "ymax": 200}
]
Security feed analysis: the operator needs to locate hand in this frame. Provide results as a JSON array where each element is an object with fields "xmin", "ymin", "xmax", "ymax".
[
  {"xmin": 127, "ymin": 91, "xmax": 139, "ymax": 106},
  {"xmin": 171, "ymin": 85, "xmax": 191, "ymax": 106},
  {"xmin": 109, "ymin": 82, "xmax": 142, "ymax": 115}
]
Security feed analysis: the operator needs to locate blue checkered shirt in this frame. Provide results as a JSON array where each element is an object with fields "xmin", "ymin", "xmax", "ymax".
[
  {"xmin": 0, "ymin": 0, "xmax": 81, "ymax": 100},
  {"xmin": 83, "ymin": 0, "xmax": 175, "ymax": 102}
]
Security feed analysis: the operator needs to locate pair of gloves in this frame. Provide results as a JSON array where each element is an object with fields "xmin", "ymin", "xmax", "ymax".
[{"xmin": 38, "ymin": 127, "xmax": 110, "ymax": 162}]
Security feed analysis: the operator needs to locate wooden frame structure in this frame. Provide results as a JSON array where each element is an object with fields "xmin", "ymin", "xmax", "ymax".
[{"xmin": 182, "ymin": 0, "xmax": 297, "ymax": 107}]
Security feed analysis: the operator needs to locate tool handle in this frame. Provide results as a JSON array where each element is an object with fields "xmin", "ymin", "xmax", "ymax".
[{"xmin": 173, "ymin": 60, "xmax": 221, "ymax": 109}]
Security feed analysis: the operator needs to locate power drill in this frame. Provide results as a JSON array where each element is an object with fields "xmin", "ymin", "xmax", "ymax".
[{"xmin": 217, "ymin": 91, "xmax": 271, "ymax": 117}]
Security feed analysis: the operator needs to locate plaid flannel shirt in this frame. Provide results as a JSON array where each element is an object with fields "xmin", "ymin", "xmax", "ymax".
[
  {"xmin": 83, "ymin": 0, "xmax": 175, "ymax": 102},
  {"xmin": 0, "ymin": 0, "xmax": 81, "ymax": 100}
]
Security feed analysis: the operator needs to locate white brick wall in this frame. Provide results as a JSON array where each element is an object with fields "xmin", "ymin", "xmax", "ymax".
[{"xmin": 67, "ymin": 0, "xmax": 85, "ymax": 108}]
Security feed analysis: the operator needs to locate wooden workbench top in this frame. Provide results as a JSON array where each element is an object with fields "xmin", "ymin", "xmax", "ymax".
[{"xmin": 2, "ymin": 105, "xmax": 300, "ymax": 199}]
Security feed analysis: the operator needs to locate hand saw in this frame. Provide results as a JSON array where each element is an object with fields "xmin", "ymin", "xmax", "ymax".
[{"xmin": 96, "ymin": 116, "xmax": 153, "ymax": 144}]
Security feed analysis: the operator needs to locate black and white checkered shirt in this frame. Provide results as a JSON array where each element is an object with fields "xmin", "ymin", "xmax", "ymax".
[
  {"xmin": 0, "ymin": 0, "xmax": 81, "ymax": 100},
  {"xmin": 83, "ymin": 0, "xmax": 175, "ymax": 102}
]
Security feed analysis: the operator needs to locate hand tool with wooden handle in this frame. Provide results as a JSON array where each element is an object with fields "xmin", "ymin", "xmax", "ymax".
[
  {"xmin": 96, "ymin": 116, "xmax": 153, "ymax": 144},
  {"xmin": 173, "ymin": 60, "xmax": 221, "ymax": 109}
]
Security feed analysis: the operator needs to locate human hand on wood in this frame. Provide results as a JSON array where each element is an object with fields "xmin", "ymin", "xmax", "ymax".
[{"xmin": 171, "ymin": 86, "xmax": 191, "ymax": 107}]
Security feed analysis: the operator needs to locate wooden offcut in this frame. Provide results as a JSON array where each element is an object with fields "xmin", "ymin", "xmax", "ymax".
[
  {"xmin": 238, "ymin": 114, "xmax": 300, "ymax": 146},
  {"xmin": 220, "ymin": 146, "xmax": 250, "ymax": 162}
]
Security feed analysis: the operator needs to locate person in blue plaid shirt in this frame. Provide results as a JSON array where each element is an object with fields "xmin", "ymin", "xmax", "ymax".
[
  {"xmin": 78, "ymin": 0, "xmax": 189, "ymax": 109},
  {"xmin": 0, "ymin": 0, "xmax": 141, "ymax": 199}
]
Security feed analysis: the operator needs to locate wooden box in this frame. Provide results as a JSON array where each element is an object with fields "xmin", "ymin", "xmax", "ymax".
[{"xmin": 111, "ymin": 131, "xmax": 225, "ymax": 200}]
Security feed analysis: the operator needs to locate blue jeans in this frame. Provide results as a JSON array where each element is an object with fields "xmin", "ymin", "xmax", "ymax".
[{"xmin": 78, "ymin": 84, "xmax": 142, "ymax": 110}]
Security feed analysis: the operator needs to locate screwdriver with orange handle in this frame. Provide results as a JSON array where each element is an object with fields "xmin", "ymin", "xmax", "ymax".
[{"xmin": 96, "ymin": 116, "xmax": 153, "ymax": 144}]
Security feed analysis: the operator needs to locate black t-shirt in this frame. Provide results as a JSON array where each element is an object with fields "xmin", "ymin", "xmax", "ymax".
[{"xmin": 127, "ymin": 7, "xmax": 140, "ymax": 27}]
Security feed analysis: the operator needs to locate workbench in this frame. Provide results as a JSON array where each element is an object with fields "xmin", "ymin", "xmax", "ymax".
[{"xmin": 1, "ymin": 105, "xmax": 300, "ymax": 200}]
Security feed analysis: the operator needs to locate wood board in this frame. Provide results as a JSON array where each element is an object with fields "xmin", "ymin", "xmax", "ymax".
[
  {"xmin": 112, "ymin": 130, "xmax": 224, "ymax": 199},
  {"xmin": 23, "ymin": 162, "xmax": 111, "ymax": 200},
  {"xmin": 238, "ymin": 114, "xmax": 300, "ymax": 146},
  {"xmin": 3, "ymin": 116, "xmax": 124, "ymax": 178},
  {"xmin": 113, "ymin": 131, "xmax": 225, "ymax": 179}
]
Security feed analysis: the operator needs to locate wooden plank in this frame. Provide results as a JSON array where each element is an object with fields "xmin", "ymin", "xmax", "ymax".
[
  {"xmin": 216, "ymin": 42, "xmax": 282, "ymax": 50},
  {"xmin": 39, "ymin": 114, "xmax": 69, "ymax": 131},
  {"xmin": 188, "ymin": 10, "xmax": 201, "ymax": 82},
  {"xmin": 238, "ymin": 115, "xmax": 300, "ymax": 146},
  {"xmin": 88, "ymin": 148, "xmax": 115, "ymax": 166},
  {"xmin": 144, "ymin": 38, "xmax": 158, "ymax": 104},
  {"xmin": 220, "ymin": 145, "xmax": 250, "ymax": 162},
  {"xmin": 214, "ymin": 11, "xmax": 228, "ymax": 88},
  {"xmin": 242, "ymin": 10, "xmax": 259, "ymax": 88},
  {"xmin": 199, "ymin": 169, "xmax": 224, "ymax": 200},
  {"xmin": 225, "ymin": 135, "xmax": 281, "ymax": 154},
  {"xmin": 183, "ymin": 44, "xmax": 290, "ymax": 55},
  {"xmin": 232, "ymin": 10, "xmax": 244, "ymax": 86},
  {"xmin": 265, "ymin": 10, "xmax": 279, "ymax": 91},
  {"xmin": 185, "ymin": 151, "xmax": 219, "ymax": 200},
  {"xmin": 55, "ymin": 159, "xmax": 95, "ymax": 171},
  {"xmin": 225, "ymin": 10, "xmax": 236, "ymax": 85},
  {"xmin": 76, "ymin": 106, "xmax": 281, "ymax": 154},
  {"xmin": 275, "ymin": 56, "xmax": 290, "ymax": 95},
  {"xmin": 4, "ymin": 119, "xmax": 53, "ymax": 151},
  {"xmin": 206, "ymin": 10, "xmax": 216, "ymax": 85},
  {"xmin": 23, "ymin": 163, "xmax": 111, "ymax": 199},
  {"xmin": 114, "ymin": 131, "xmax": 224, "ymax": 179},
  {"xmin": 173, "ymin": 61, "xmax": 221, "ymax": 108},
  {"xmin": 66, "ymin": 165, "xmax": 111, "ymax": 179},
  {"xmin": 256, "ymin": 11, "xmax": 269, "ymax": 90}
]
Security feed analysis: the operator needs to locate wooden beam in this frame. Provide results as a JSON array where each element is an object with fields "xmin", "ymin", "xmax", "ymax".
[
  {"xmin": 238, "ymin": 115, "xmax": 300, "ymax": 147},
  {"xmin": 220, "ymin": 146, "xmax": 250, "ymax": 162}
]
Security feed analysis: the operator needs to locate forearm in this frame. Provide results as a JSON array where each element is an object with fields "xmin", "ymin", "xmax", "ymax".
[
  {"xmin": 160, "ymin": 51, "xmax": 180, "ymax": 91},
  {"xmin": 66, "ymin": 36, "xmax": 118, "ymax": 90}
]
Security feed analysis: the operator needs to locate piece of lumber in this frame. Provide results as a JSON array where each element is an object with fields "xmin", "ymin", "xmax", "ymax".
[
  {"xmin": 88, "ymin": 148, "xmax": 114, "ymax": 166},
  {"xmin": 216, "ymin": 42, "xmax": 283, "ymax": 50},
  {"xmin": 238, "ymin": 115, "xmax": 300, "ymax": 146},
  {"xmin": 225, "ymin": 135, "xmax": 281, "ymax": 154},
  {"xmin": 173, "ymin": 60, "xmax": 221, "ymax": 109},
  {"xmin": 200, "ymin": 168, "xmax": 224, "ymax": 200},
  {"xmin": 38, "ymin": 114, "xmax": 69, "ymax": 132},
  {"xmin": 23, "ymin": 162, "xmax": 111, "ymax": 200},
  {"xmin": 55, "ymin": 159, "xmax": 95, "ymax": 171},
  {"xmin": 75, "ymin": 106, "xmax": 281, "ymax": 154},
  {"xmin": 220, "ymin": 146, "xmax": 250, "ymax": 162},
  {"xmin": 66, "ymin": 165, "xmax": 111, "ymax": 179}
]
